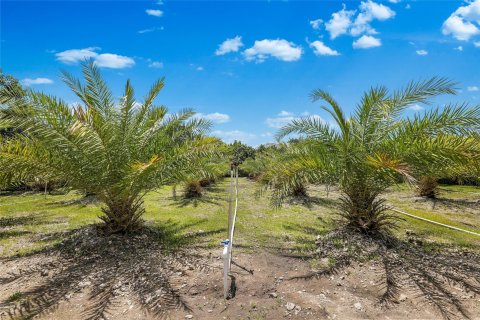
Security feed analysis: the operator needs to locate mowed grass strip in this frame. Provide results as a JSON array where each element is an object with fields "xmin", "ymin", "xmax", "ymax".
[{"xmin": 0, "ymin": 179, "xmax": 479, "ymax": 257}]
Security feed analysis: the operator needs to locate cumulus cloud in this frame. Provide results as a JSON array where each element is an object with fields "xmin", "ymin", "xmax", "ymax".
[
  {"xmin": 442, "ymin": 0, "xmax": 480, "ymax": 41},
  {"xmin": 21, "ymin": 78, "xmax": 54, "ymax": 86},
  {"xmin": 148, "ymin": 61, "xmax": 164, "ymax": 68},
  {"xmin": 146, "ymin": 9, "xmax": 163, "ymax": 17},
  {"xmin": 475, "ymin": 41, "xmax": 480, "ymax": 47},
  {"xmin": 467, "ymin": 86, "xmax": 479, "ymax": 92},
  {"xmin": 212, "ymin": 130, "xmax": 256, "ymax": 143},
  {"xmin": 416, "ymin": 49, "xmax": 428, "ymax": 55},
  {"xmin": 351, "ymin": 0, "xmax": 395, "ymax": 36},
  {"xmin": 244, "ymin": 39, "xmax": 302, "ymax": 62},
  {"xmin": 324, "ymin": 1, "xmax": 395, "ymax": 39},
  {"xmin": 94, "ymin": 54, "xmax": 135, "ymax": 68},
  {"xmin": 215, "ymin": 36, "xmax": 244, "ymax": 55},
  {"xmin": 352, "ymin": 35, "xmax": 382, "ymax": 49},
  {"xmin": 278, "ymin": 110, "xmax": 294, "ymax": 117},
  {"xmin": 310, "ymin": 18, "xmax": 323, "ymax": 30},
  {"xmin": 196, "ymin": 112, "xmax": 231, "ymax": 123},
  {"xmin": 408, "ymin": 104, "xmax": 424, "ymax": 111},
  {"xmin": 265, "ymin": 111, "xmax": 324, "ymax": 128},
  {"xmin": 55, "ymin": 47, "xmax": 99, "ymax": 64},
  {"xmin": 325, "ymin": 5, "xmax": 355, "ymax": 39},
  {"xmin": 309, "ymin": 40, "xmax": 340, "ymax": 56},
  {"xmin": 55, "ymin": 47, "xmax": 135, "ymax": 69}
]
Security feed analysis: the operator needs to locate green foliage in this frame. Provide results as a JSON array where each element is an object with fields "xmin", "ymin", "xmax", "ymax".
[
  {"xmin": 0, "ymin": 61, "xmax": 220, "ymax": 233},
  {"xmin": 241, "ymin": 145, "xmax": 280, "ymax": 180},
  {"xmin": 0, "ymin": 71, "xmax": 25, "ymax": 138},
  {"xmin": 229, "ymin": 140, "xmax": 255, "ymax": 166},
  {"xmin": 270, "ymin": 77, "xmax": 480, "ymax": 234},
  {"xmin": 6, "ymin": 292, "xmax": 24, "ymax": 303}
]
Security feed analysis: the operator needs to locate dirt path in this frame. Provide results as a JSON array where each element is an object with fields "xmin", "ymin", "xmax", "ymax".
[{"xmin": 1, "ymin": 247, "xmax": 479, "ymax": 320}]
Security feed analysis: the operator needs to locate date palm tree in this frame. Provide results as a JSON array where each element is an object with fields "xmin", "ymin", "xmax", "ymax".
[
  {"xmin": 0, "ymin": 62, "xmax": 220, "ymax": 233},
  {"xmin": 270, "ymin": 77, "xmax": 480, "ymax": 235}
]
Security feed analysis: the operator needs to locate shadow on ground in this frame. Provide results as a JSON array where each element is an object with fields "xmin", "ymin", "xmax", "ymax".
[
  {"xmin": 170, "ymin": 185, "xmax": 225, "ymax": 208},
  {"xmin": 432, "ymin": 197, "xmax": 479, "ymax": 210},
  {"xmin": 286, "ymin": 195, "xmax": 339, "ymax": 210},
  {"xmin": 0, "ymin": 221, "xmax": 224, "ymax": 320},
  {"xmin": 284, "ymin": 225, "xmax": 480, "ymax": 320}
]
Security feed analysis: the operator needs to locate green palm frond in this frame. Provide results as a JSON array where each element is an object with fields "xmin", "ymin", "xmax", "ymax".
[
  {"xmin": 0, "ymin": 61, "xmax": 219, "ymax": 233},
  {"xmin": 272, "ymin": 77, "xmax": 479, "ymax": 233}
]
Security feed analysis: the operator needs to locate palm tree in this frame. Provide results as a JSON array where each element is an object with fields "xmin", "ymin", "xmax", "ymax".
[
  {"xmin": 180, "ymin": 159, "xmax": 229, "ymax": 198},
  {"xmin": 0, "ymin": 61, "xmax": 220, "ymax": 233},
  {"xmin": 271, "ymin": 77, "xmax": 480, "ymax": 235}
]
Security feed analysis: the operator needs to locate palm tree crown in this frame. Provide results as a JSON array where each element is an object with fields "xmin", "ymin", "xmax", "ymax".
[
  {"xmin": 0, "ymin": 62, "xmax": 220, "ymax": 233},
  {"xmin": 270, "ymin": 77, "xmax": 480, "ymax": 233}
]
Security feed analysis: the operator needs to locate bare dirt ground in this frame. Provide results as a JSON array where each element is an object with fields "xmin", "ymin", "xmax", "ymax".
[
  {"xmin": 1, "ymin": 231, "xmax": 479, "ymax": 320},
  {"xmin": 1, "ymin": 181, "xmax": 479, "ymax": 320}
]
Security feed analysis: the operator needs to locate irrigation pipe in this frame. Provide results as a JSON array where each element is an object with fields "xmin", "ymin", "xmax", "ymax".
[
  {"xmin": 222, "ymin": 165, "xmax": 239, "ymax": 299},
  {"xmin": 389, "ymin": 207, "xmax": 480, "ymax": 237}
]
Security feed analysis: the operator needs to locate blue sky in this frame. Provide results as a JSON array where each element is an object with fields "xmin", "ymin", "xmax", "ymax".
[{"xmin": 1, "ymin": 0, "xmax": 480, "ymax": 146}]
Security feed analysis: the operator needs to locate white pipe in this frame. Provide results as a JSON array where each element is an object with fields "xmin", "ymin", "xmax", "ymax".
[
  {"xmin": 389, "ymin": 207, "xmax": 480, "ymax": 237},
  {"xmin": 222, "ymin": 240, "xmax": 230, "ymax": 299},
  {"xmin": 223, "ymin": 166, "xmax": 240, "ymax": 299}
]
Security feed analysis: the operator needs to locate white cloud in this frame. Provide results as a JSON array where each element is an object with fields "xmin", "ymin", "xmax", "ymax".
[
  {"xmin": 352, "ymin": 35, "xmax": 382, "ymax": 49},
  {"xmin": 408, "ymin": 104, "xmax": 424, "ymax": 111},
  {"xmin": 416, "ymin": 49, "xmax": 428, "ymax": 56},
  {"xmin": 212, "ymin": 130, "xmax": 256, "ymax": 143},
  {"xmin": 325, "ymin": 5, "xmax": 355, "ymax": 39},
  {"xmin": 442, "ymin": 0, "xmax": 480, "ymax": 41},
  {"xmin": 278, "ymin": 110, "xmax": 294, "ymax": 117},
  {"xmin": 94, "ymin": 53, "xmax": 135, "ymax": 68},
  {"xmin": 215, "ymin": 36, "xmax": 244, "ymax": 55},
  {"xmin": 196, "ymin": 112, "xmax": 230, "ymax": 123},
  {"xmin": 455, "ymin": 45, "xmax": 464, "ymax": 51},
  {"xmin": 475, "ymin": 41, "xmax": 480, "ymax": 47},
  {"xmin": 405, "ymin": 4, "xmax": 411, "ymax": 10},
  {"xmin": 138, "ymin": 27, "xmax": 164, "ymax": 34},
  {"xmin": 21, "ymin": 77, "xmax": 54, "ymax": 86},
  {"xmin": 351, "ymin": 0, "xmax": 396, "ymax": 36},
  {"xmin": 55, "ymin": 47, "xmax": 135, "ymax": 69},
  {"xmin": 146, "ymin": 9, "xmax": 163, "ymax": 17},
  {"xmin": 244, "ymin": 39, "xmax": 302, "ymax": 62},
  {"xmin": 325, "ymin": 1, "xmax": 395, "ymax": 39},
  {"xmin": 265, "ymin": 117, "xmax": 296, "ymax": 129},
  {"xmin": 196, "ymin": 66, "xmax": 204, "ymax": 71},
  {"xmin": 388, "ymin": 0, "xmax": 401, "ymax": 3},
  {"xmin": 55, "ymin": 47, "xmax": 99, "ymax": 64},
  {"xmin": 265, "ymin": 111, "xmax": 324, "ymax": 128},
  {"xmin": 148, "ymin": 61, "xmax": 164, "ymax": 68},
  {"xmin": 310, "ymin": 18, "xmax": 323, "ymax": 30},
  {"xmin": 309, "ymin": 40, "xmax": 340, "ymax": 56},
  {"xmin": 467, "ymin": 86, "xmax": 479, "ymax": 92}
]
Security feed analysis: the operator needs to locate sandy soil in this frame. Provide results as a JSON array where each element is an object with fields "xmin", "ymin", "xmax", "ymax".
[{"xmin": 1, "ymin": 246, "xmax": 479, "ymax": 320}]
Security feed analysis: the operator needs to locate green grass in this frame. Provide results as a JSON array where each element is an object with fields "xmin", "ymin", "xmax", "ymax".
[
  {"xmin": 0, "ymin": 179, "xmax": 479, "ymax": 257},
  {"xmin": 386, "ymin": 184, "xmax": 480, "ymax": 249},
  {"xmin": 6, "ymin": 292, "xmax": 23, "ymax": 303}
]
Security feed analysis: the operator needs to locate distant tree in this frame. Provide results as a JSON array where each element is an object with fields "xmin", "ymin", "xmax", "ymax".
[{"xmin": 229, "ymin": 140, "xmax": 255, "ymax": 166}]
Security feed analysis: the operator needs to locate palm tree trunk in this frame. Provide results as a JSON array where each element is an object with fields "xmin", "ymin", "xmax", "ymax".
[{"xmin": 100, "ymin": 196, "xmax": 144, "ymax": 233}]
